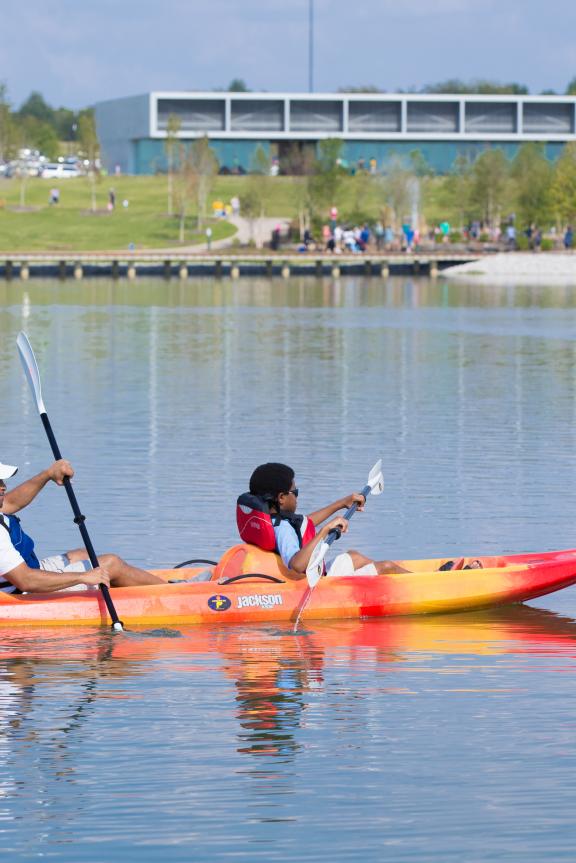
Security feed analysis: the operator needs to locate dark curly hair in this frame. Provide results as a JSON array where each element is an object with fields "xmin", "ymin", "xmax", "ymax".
[{"xmin": 249, "ymin": 463, "xmax": 294, "ymax": 502}]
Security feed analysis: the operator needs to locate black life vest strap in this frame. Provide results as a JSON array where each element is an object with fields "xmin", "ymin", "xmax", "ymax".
[
  {"xmin": 272, "ymin": 510, "xmax": 305, "ymax": 548},
  {"xmin": 0, "ymin": 517, "xmax": 22, "ymax": 593}
]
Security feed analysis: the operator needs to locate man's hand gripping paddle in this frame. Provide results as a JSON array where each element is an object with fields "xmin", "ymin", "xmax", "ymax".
[
  {"xmin": 305, "ymin": 459, "xmax": 385, "ymax": 588},
  {"xmin": 17, "ymin": 331, "xmax": 124, "ymax": 632}
]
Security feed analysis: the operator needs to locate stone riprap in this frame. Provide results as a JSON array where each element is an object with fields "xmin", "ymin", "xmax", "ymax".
[{"xmin": 443, "ymin": 253, "xmax": 576, "ymax": 283}]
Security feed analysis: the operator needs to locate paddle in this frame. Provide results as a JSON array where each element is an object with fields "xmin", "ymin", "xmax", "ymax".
[
  {"xmin": 305, "ymin": 459, "xmax": 385, "ymax": 588},
  {"xmin": 16, "ymin": 331, "xmax": 124, "ymax": 632}
]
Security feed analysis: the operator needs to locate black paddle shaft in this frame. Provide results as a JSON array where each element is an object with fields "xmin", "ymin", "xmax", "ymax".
[
  {"xmin": 325, "ymin": 482, "xmax": 371, "ymax": 547},
  {"xmin": 40, "ymin": 412, "xmax": 123, "ymax": 629}
]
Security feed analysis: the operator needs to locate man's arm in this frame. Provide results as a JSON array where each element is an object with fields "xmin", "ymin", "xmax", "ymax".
[
  {"xmin": 2, "ymin": 460, "xmax": 74, "ymax": 515},
  {"xmin": 2, "ymin": 561, "xmax": 110, "ymax": 594},
  {"xmin": 308, "ymin": 492, "xmax": 365, "ymax": 527}
]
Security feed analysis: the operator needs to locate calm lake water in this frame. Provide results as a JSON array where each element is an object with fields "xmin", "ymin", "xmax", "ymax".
[{"xmin": 1, "ymin": 275, "xmax": 576, "ymax": 861}]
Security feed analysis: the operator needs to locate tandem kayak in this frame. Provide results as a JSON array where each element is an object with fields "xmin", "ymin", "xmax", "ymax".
[{"xmin": 1, "ymin": 544, "xmax": 576, "ymax": 627}]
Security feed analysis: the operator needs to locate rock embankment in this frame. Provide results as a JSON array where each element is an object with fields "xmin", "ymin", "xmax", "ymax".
[{"xmin": 443, "ymin": 253, "xmax": 576, "ymax": 283}]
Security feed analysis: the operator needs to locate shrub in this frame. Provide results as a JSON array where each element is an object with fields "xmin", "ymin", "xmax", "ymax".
[
  {"xmin": 541, "ymin": 238, "xmax": 554, "ymax": 251},
  {"xmin": 515, "ymin": 234, "xmax": 530, "ymax": 251},
  {"xmin": 450, "ymin": 231, "xmax": 462, "ymax": 243},
  {"xmin": 479, "ymin": 232, "xmax": 490, "ymax": 243}
]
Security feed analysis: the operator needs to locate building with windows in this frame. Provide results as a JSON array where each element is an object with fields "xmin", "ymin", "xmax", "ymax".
[{"xmin": 95, "ymin": 91, "xmax": 576, "ymax": 175}]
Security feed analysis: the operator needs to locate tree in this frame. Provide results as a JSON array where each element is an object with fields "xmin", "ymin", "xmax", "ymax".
[
  {"xmin": 164, "ymin": 113, "xmax": 181, "ymax": 216},
  {"xmin": 423, "ymin": 79, "xmax": 529, "ymax": 95},
  {"xmin": 566, "ymin": 78, "xmax": 576, "ymax": 96},
  {"xmin": 243, "ymin": 145, "xmax": 272, "ymax": 247},
  {"xmin": 469, "ymin": 149, "xmax": 509, "ymax": 227},
  {"xmin": 551, "ymin": 142, "xmax": 576, "ymax": 226},
  {"xmin": 309, "ymin": 138, "xmax": 345, "ymax": 218},
  {"xmin": 18, "ymin": 90, "xmax": 53, "ymax": 124},
  {"xmin": 338, "ymin": 85, "xmax": 383, "ymax": 93},
  {"xmin": 0, "ymin": 82, "xmax": 15, "ymax": 163},
  {"xmin": 173, "ymin": 136, "xmax": 219, "ymax": 242},
  {"xmin": 78, "ymin": 113, "xmax": 100, "ymax": 212},
  {"xmin": 53, "ymin": 107, "xmax": 77, "ymax": 141},
  {"xmin": 379, "ymin": 155, "xmax": 413, "ymax": 228},
  {"xmin": 19, "ymin": 116, "xmax": 59, "ymax": 160},
  {"xmin": 512, "ymin": 143, "xmax": 552, "ymax": 227},
  {"xmin": 443, "ymin": 154, "xmax": 473, "ymax": 228},
  {"xmin": 228, "ymin": 79, "xmax": 250, "ymax": 92},
  {"xmin": 188, "ymin": 135, "xmax": 219, "ymax": 228}
]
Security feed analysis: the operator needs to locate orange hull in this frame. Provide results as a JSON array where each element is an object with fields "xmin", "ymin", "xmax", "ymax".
[{"xmin": 1, "ymin": 545, "xmax": 576, "ymax": 627}]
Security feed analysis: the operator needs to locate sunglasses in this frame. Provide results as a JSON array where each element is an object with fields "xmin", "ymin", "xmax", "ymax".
[{"xmin": 287, "ymin": 487, "xmax": 299, "ymax": 498}]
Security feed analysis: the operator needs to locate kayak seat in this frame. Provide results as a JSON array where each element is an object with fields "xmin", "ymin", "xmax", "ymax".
[
  {"xmin": 218, "ymin": 573, "xmax": 285, "ymax": 585},
  {"xmin": 212, "ymin": 543, "xmax": 291, "ymax": 583}
]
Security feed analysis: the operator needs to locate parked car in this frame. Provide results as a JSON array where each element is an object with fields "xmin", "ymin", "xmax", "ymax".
[{"xmin": 40, "ymin": 163, "xmax": 80, "ymax": 179}]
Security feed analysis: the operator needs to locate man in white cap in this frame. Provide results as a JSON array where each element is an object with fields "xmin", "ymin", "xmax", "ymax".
[{"xmin": 0, "ymin": 459, "xmax": 163, "ymax": 594}]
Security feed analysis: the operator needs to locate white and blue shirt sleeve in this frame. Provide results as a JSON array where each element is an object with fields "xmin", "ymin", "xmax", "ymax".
[
  {"xmin": 274, "ymin": 520, "xmax": 301, "ymax": 569},
  {"xmin": 0, "ymin": 517, "xmax": 24, "ymax": 576}
]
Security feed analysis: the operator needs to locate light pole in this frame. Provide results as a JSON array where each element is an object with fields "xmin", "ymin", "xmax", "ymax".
[{"xmin": 308, "ymin": 0, "xmax": 314, "ymax": 92}]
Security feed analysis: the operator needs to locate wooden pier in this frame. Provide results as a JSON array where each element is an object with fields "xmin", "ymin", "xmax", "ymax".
[{"xmin": 0, "ymin": 252, "xmax": 481, "ymax": 280}]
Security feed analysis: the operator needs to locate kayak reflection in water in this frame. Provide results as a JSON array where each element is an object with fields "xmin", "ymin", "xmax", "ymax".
[
  {"xmin": 239, "ymin": 463, "xmax": 410, "ymax": 581},
  {"xmin": 0, "ymin": 459, "xmax": 164, "ymax": 594}
]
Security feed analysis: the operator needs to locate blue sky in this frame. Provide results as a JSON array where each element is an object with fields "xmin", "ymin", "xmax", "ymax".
[{"xmin": 2, "ymin": 0, "xmax": 576, "ymax": 108}]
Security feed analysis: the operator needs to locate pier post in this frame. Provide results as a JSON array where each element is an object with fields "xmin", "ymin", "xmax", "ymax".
[
  {"xmin": 231, "ymin": 264, "xmax": 240, "ymax": 279},
  {"xmin": 179, "ymin": 263, "xmax": 188, "ymax": 279},
  {"xmin": 58, "ymin": 260, "xmax": 67, "ymax": 280},
  {"xmin": 74, "ymin": 262, "xmax": 83, "ymax": 280},
  {"xmin": 331, "ymin": 265, "xmax": 340, "ymax": 278},
  {"xmin": 315, "ymin": 259, "xmax": 323, "ymax": 277},
  {"xmin": 215, "ymin": 260, "xmax": 222, "ymax": 278},
  {"xmin": 5, "ymin": 260, "xmax": 13, "ymax": 280},
  {"xmin": 266, "ymin": 259, "xmax": 273, "ymax": 277},
  {"xmin": 164, "ymin": 260, "xmax": 171, "ymax": 279},
  {"xmin": 430, "ymin": 260, "xmax": 439, "ymax": 278},
  {"xmin": 111, "ymin": 260, "xmax": 119, "ymax": 279},
  {"xmin": 380, "ymin": 261, "xmax": 389, "ymax": 278},
  {"xmin": 127, "ymin": 264, "xmax": 136, "ymax": 280},
  {"xmin": 281, "ymin": 263, "xmax": 290, "ymax": 278},
  {"xmin": 413, "ymin": 259, "xmax": 421, "ymax": 275},
  {"xmin": 20, "ymin": 262, "xmax": 29, "ymax": 281},
  {"xmin": 364, "ymin": 259, "xmax": 372, "ymax": 276}
]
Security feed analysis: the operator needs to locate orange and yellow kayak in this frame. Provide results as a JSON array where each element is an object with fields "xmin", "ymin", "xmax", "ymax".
[{"xmin": 1, "ymin": 544, "xmax": 576, "ymax": 627}]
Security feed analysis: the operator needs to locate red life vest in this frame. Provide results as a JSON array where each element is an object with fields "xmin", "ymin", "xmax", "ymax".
[{"xmin": 236, "ymin": 493, "xmax": 316, "ymax": 553}]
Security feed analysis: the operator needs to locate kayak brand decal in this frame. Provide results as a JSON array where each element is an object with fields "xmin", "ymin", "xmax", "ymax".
[
  {"xmin": 237, "ymin": 594, "xmax": 283, "ymax": 610},
  {"xmin": 208, "ymin": 594, "xmax": 231, "ymax": 612}
]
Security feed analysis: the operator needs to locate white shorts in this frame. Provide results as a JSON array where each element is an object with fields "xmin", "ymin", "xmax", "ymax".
[
  {"xmin": 326, "ymin": 552, "xmax": 378, "ymax": 577},
  {"xmin": 39, "ymin": 554, "xmax": 96, "ymax": 592},
  {"xmin": 40, "ymin": 554, "xmax": 92, "ymax": 573}
]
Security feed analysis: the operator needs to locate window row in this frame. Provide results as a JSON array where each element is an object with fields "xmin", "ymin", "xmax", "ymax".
[{"xmin": 156, "ymin": 99, "xmax": 575, "ymax": 135}]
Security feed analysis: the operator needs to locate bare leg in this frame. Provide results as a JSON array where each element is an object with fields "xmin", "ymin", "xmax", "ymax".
[
  {"xmin": 348, "ymin": 550, "xmax": 410, "ymax": 575},
  {"xmin": 66, "ymin": 549, "xmax": 163, "ymax": 586},
  {"xmin": 97, "ymin": 554, "xmax": 164, "ymax": 587}
]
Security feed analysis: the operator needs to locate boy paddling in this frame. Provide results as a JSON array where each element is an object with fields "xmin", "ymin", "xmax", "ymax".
[{"xmin": 242, "ymin": 463, "xmax": 409, "ymax": 581}]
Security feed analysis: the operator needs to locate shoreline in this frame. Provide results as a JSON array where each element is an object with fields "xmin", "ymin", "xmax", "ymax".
[{"xmin": 443, "ymin": 252, "xmax": 576, "ymax": 284}]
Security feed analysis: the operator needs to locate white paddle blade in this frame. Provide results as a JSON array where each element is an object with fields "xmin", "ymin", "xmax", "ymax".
[
  {"xmin": 367, "ymin": 459, "xmax": 384, "ymax": 496},
  {"xmin": 306, "ymin": 541, "xmax": 329, "ymax": 588},
  {"xmin": 17, "ymin": 332, "xmax": 46, "ymax": 415}
]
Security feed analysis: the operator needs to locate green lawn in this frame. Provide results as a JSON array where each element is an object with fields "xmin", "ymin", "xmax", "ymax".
[
  {"xmin": 0, "ymin": 173, "xmax": 453, "ymax": 252},
  {"xmin": 0, "ymin": 176, "xmax": 239, "ymax": 251}
]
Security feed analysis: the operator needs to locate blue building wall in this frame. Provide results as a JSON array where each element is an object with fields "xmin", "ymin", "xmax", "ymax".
[
  {"xmin": 133, "ymin": 139, "xmax": 271, "ymax": 174},
  {"xmin": 130, "ymin": 137, "xmax": 567, "ymax": 176},
  {"xmin": 340, "ymin": 140, "xmax": 567, "ymax": 173}
]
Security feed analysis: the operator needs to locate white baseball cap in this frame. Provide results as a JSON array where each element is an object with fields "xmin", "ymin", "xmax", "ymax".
[{"xmin": 0, "ymin": 463, "xmax": 18, "ymax": 481}]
